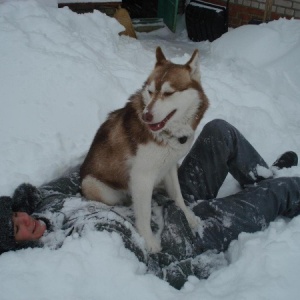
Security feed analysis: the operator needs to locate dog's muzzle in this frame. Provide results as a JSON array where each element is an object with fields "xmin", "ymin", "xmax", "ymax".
[{"xmin": 144, "ymin": 110, "xmax": 177, "ymax": 132}]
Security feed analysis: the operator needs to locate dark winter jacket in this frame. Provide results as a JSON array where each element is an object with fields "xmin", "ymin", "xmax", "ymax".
[
  {"xmin": 12, "ymin": 169, "xmax": 226, "ymax": 289},
  {"xmin": 11, "ymin": 166, "xmax": 300, "ymax": 289}
]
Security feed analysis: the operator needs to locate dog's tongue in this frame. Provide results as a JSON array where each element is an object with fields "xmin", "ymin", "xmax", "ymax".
[
  {"xmin": 148, "ymin": 110, "xmax": 176, "ymax": 132},
  {"xmin": 148, "ymin": 122, "xmax": 165, "ymax": 131}
]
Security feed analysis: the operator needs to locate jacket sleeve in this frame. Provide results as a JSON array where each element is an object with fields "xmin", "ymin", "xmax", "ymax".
[
  {"xmin": 39, "ymin": 167, "xmax": 81, "ymax": 198},
  {"xmin": 95, "ymin": 220, "xmax": 147, "ymax": 263},
  {"xmin": 12, "ymin": 166, "xmax": 80, "ymax": 215}
]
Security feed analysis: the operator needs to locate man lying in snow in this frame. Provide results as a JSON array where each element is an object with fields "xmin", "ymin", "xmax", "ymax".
[{"xmin": 0, "ymin": 119, "xmax": 299, "ymax": 289}]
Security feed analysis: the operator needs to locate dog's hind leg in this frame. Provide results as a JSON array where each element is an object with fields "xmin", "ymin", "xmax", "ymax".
[
  {"xmin": 81, "ymin": 175, "xmax": 124, "ymax": 206},
  {"xmin": 164, "ymin": 165, "xmax": 199, "ymax": 229}
]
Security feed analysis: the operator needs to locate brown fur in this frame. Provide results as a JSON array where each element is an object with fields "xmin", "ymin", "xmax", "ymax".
[{"xmin": 80, "ymin": 92, "xmax": 155, "ymax": 190}]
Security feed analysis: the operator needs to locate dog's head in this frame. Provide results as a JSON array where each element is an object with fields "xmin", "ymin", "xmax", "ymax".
[{"xmin": 141, "ymin": 47, "xmax": 208, "ymax": 133}]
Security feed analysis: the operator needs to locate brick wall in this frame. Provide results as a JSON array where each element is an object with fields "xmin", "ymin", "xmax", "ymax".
[
  {"xmin": 198, "ymin": 0, "xmax": 300, "ymax": 27},
  {"xmin": 59, "ymin": 1, "xmax": 300, "ymax": 29}
]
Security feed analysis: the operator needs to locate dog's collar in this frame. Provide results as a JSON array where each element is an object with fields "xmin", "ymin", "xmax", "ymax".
[
  {"xmin": 160, "ymin": 130, "xmax": 189, "ymax": 144},
  {"xmin": 178, "ymin": 136, "xmax": 188, "ymax": 144}
]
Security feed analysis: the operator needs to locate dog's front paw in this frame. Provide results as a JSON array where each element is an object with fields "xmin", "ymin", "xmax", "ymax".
[
  {"xmin": 145, "ymin": 235, "xmax": 162, "ymax": 253},
  {"xmin": 185, "ymin": 210, "xmax": 200, "ymax": 230}
]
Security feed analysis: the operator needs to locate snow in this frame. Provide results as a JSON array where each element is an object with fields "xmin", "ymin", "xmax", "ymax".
[{"xmin": 0, "ymin": 0, "xmax": 300, "ymax": 299}]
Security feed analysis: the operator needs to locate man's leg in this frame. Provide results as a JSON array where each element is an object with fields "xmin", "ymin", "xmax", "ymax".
[
  {"xmin": 178, "ymin": 119, "xmax": 271, "ymax": 202},
  {"xmin": 193, "ymin": 177, "xmax": 300, "ymax": 253}
]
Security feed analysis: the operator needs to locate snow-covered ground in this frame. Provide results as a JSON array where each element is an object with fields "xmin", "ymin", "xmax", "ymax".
[{"xmin": 0, "ymin": 0, "xmax": 300, "ymax": 299}]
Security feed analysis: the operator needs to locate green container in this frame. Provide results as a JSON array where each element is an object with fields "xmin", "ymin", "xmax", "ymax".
[{"xmin": 158, "ymin": 0, "xmax": 179, "ymax": 32}]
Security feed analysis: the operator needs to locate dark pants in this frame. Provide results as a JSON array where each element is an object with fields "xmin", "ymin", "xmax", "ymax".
[{"xmin": 178, "ymin": 119, "xmax": 300, "ymax": 252}]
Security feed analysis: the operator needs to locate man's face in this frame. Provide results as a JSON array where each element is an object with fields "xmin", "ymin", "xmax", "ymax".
[{"xmin": 13, "ymin": 212, "xmax": 46, "ymax": 242}]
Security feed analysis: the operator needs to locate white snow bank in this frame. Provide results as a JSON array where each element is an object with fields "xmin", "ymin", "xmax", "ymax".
[{"xmin": 0, "ymin": 0, "xmax": 300, "ymax": 299}]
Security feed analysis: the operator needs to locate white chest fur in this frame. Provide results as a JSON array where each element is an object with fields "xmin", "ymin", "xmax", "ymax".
[{"xmin": 129, "ymin": 135, "xmax": 193, "ymax": 186}]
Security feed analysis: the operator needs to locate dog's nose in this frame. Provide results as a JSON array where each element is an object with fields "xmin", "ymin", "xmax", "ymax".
[{"xmin": 142, "ymin": 112, "xmax": 153, "ymax": 123}]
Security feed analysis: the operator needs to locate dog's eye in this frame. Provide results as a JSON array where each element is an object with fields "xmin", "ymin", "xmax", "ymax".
[
  {"xmin": 164, "ymin": 91, "xmax": 175, "ymax": 97},
  {"xmin": 148, "ymin": 90, "xmax": 153, "ymax": 96}
]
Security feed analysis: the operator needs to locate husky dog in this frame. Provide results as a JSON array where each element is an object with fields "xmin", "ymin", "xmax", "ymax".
[{"xmin": 80, "ymin": 47, "xmax": 209, "ymax": 253}]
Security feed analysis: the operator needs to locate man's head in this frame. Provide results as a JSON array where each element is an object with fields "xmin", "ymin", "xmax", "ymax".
[
  {"xmin": 13, "ymin": 212, "xmax": 46, "ymax": 242},
  {"xmin": 0, "ymin": 196, "xmax": 46, "ymax": 254}
]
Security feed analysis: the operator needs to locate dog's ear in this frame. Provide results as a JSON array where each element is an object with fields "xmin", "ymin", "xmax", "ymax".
[
  {"xmin": 155, "ymin": 47, "xmax": 167, "ymax": 66},
  {"xmin": 186, "ymin": 49, "xmax": 200, "ymax": 81}
]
